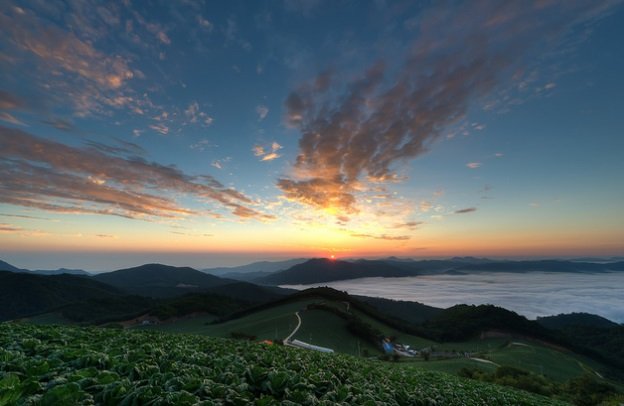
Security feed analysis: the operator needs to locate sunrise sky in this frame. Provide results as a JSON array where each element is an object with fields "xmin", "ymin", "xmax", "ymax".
[{"xmin": 1, "ymin": 0, "xmax": 623, "ymax": 270}]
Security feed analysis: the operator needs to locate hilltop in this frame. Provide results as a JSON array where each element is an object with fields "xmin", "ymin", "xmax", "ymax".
[
  {"xmin": 93, "ymin": 263, "xmax": 232, "ymax": 297},
  {"xmin": 254, "ymin": 258, "xmax": 418, "ymax": 285}
]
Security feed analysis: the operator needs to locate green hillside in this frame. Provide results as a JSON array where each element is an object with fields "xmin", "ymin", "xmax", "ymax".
[
  {"xmin": 0, "ymin": 271, "xmax": 123, "ymax": 321},
  {"xmin": 0, "ymin": 323, "xmax": 567, "ymax": 405},
  {"xmin": 139, "ymin": 290, "xmax": 616, "ymax": 393}
]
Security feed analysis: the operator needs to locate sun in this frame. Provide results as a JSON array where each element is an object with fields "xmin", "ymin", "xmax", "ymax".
[{"xmin": 330, "ymin": 254, "xmax": 336, "ymax": 260}]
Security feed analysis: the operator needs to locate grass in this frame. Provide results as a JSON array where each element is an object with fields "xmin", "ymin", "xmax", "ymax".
[
  {"xmin": 293, "ymin": 309, "xmax": 380, "ymax": 355},
  {"xmin": 486, "ymin": 340, "xmax": 606, "ymax": 382},
  {"xmin": 138, "ymin": 299, "xmax": 319, "ymax": 341},
  {"xmin": 97, "ymin": 295, "xmax": 613, "ymax": 390}
]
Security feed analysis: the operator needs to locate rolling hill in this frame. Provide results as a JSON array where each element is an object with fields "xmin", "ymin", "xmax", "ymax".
[
  {"xmin": 93, "ymin": 263, "xmax": 233, "ymax": 298},
  {"xmin": 0, "ymin": 271, "xmax": 123, "ymax": 321},
  {"xmin": 537, "ymin": 312, "xmax": 620, "ymax": 329}
]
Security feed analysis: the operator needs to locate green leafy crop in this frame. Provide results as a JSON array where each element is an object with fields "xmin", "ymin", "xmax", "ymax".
[{"xmin": 0, "ymin": 323, "xmax": 567, "ymax": 405}]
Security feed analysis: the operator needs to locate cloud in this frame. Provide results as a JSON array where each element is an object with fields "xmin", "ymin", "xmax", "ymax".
[
  {"xmin": 197, "ymin": 16, "xmax": 213, "ymax": 31},
  {"xmin": 261, "ymin": 153, "xmax": 281, "ymax": 162},
  {"xmin": 0, "ymin": 213, "xmax": 52, "ymax": 221},
  {"xmin": 455, "ymin": 207, "xmax": 477, "ymax": 214},
  {"xmin": 254, "ymin": 142, "xmax": 283, "ymax": 162},
  {"xmin": 253, "ymin": 146, "xmax": 265, "ymax": 156},
  {"xmin": 0, "ymin": 223, "xmax": 22, "ymax": 233},
  {"xmin": 350, "ymin": 232, "xmax": 410, "ymax": 241},
  {"xmin": 0, "ymin": 112, "xmax": 25, "ymax": 126},
  {"xmin": 278, "ymin": 0, "xmax": 615, "ymax": 216},
  {"xmin": 0, "ymin": 6, "xmax": 135, "ymax": 116},
  {"xmin": 466, "ymin": 162, "xmax": 482, "ymax": 169},
  {"xmin": 86, "ymin": 138, "xmax": 145, "ymax": 157},
  {"xmin": 42, "ymin": 118, "xmax": 74, "ymax": 132},
  {"xmin": 392, "ymin": 221, "xmax": 422, "ymax": 230},
  {"xmin": 157, "ymin": 31, "xmax": 171, "ymax": 45},
  {"xmin": 256, "ymin": 105, "xmax": 269, "ymax": 120},
  {"xmin": 95, "ymin": 234, "xmax": 117, "ymax": 239},
  {"xmin": 0, "ymin": 126, "xmax": 272, "ymax": 221},
  {"xmin": 419, "ymin": 201, "xmax": 433, "ymax": 212},
  {"xmin": 190, "ymin": 139, "xmax": 215, "ymax": 152},
  {"xmin": 0, "ymin": 90, "xmax": 24, "ymax": 110},
  {"xmin": 150, "ymin": 123, "xmax": 169, "ymax": 135}
]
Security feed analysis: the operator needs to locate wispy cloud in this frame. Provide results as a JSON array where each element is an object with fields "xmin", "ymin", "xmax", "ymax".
[
  {"xmin": 0, "ymin": 223, "xmax": 22, "ymax": 233},
  {"xmin": 0, "ymin": 112, "xmax": 25, "ymax": 126},
  {"xmin": 42, "ymin": 118, "xmax": 74, "ymax": 132},
  {"xmin": 0, "ymin": 126, "xmax": 273, "ymax": 221},
  {"xmin": 0, "ymin": 6, "xmax": 135, "ymax": 116},
  {"xmin": 455, "ymin": 207, "xmax": 477, "ymax": 214},
  {"xmin": 392, "ymin": 221, "xmax": 422, "ymax": 230},
  {"xmin": 190, "ymin": 139, "xmax": 215, "ymax": 152},
  {"xmin": 278, "ymin": 1, "xmax": 615, "ymax": 216},
  {"xmin": 0, "ymin": 90, "xmax": 24, "ymax": 110},
  {"xmin": 466, "ymin": 162, "xmax": 482, "ymax": 169},
  {"xmin": 350, "ymin": 233, "xmax": 410, "ymax": 241},
  {"xmin": 256, "ymin": 105, "xmax": 269, "ymax": 120},
  {"xmin": 149, "ymin": 123, "xmax": 169, "ymax": 135},
  {"xmin": 254, "ymin": 142, "xmax": 283, "ymax": 162}
]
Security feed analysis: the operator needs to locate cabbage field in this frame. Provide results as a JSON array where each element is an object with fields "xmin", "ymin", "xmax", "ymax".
[{"xmin": 0, "ymin": 323, "xmax": 567, "ymax": 405}]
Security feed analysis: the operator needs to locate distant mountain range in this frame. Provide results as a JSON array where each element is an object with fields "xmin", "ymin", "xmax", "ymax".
[
  {"xmin": 201, "ymin": 258, "xmax": 308, "ymax": 282},
  {"xmin": 0, "ymin": 259, "xmax": 91, "ymax": 276},
  {"xmin": 254, "ymin": 258, "xmax": 418, "ymax": 285},
  {"xmin": 0, "ymin": 260, "xmax": 294, "ymax": 322},
  {"xmin": 1, "ymin": 256, "xmax": 623, "ymax": 324},
  {"xmin": 252, "ymin": 257, "xmax": 624, "ymax": 285}
]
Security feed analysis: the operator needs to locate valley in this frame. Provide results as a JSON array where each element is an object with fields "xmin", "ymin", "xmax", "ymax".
[{"xmin": 1, "ymin": 257, "xmax": 623, "ymax": 404}]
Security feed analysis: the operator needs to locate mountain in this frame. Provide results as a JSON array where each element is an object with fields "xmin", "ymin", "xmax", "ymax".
[
  {"xmin": 202, "ymin": 258, "xmax": 308, "ymax": 276},
  {"xmin": 419, "ymin": 304, "xmax": 557, "ymax": 342},
  {"xmin": 255, "ymin": 258, "xmax": 418, "ymax": 285},
  {"xmin": 207, "ymin": 270, "xmax": 276, "ymax": 282},
  {"xmin": 204, "ymin": 281, "xmax": 294, "ymax": 303},
  {"xmin": 0, "ymin": 271, "xmax": 122, "ymax": 321},
  {"xmin": 0, "ymin": 259, "xmax": 24, "ymax": 272},
  {"xmin": 93, "ymin": 263, "xmax": 234, "ymax": 298},
  {"xmin": 256, "ymin": 258, "xmax": 624, "ymax": 285},
  {"xmin": 32, "ymin": 268, "xmax": 91, "ymax": 276},
  {"xmin": 355, "ymin": 295, "xmax": 443, "ymax": 325},
  {"xmin": 0, "ymin": 259, "xmax": 90, "ymax": 275},
  {"xmin": 454, "ymin": 260, "xmax": 624, "ymax": 273},
  {"xmin": 537, "ymin": 312, "xmax": 619, "ymax": 329}
]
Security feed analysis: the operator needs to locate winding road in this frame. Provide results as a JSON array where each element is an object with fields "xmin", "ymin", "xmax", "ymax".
[{"xmin": 283, "ymin": 311, "xmax": 302, "ymax": 344}]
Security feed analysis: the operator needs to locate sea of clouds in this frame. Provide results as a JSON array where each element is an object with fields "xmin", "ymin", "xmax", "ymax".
[{"xmin": 283, "ymin": 272, "xmax": 624, "ymax": 323}]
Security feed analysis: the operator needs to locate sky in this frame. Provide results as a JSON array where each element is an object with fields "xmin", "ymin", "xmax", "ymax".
[{"xmin": 1, "ymin": 0, "xmax": 623, "ymax": 271}]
